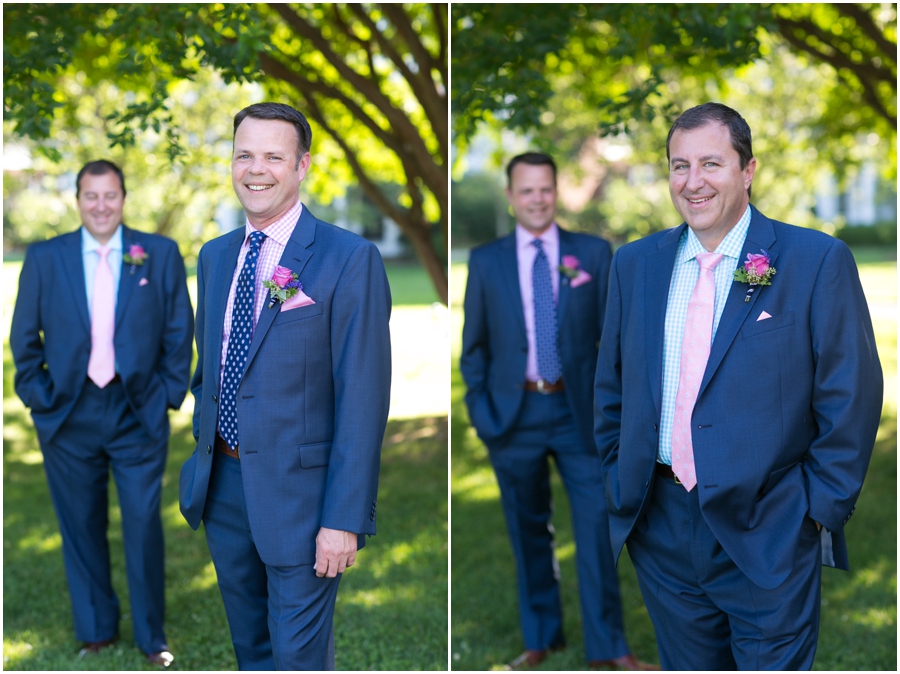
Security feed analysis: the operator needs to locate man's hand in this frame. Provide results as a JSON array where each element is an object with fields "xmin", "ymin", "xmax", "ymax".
[{"xmin": 314, "ymin": 527, "xmax": 358, "ymax": 578}]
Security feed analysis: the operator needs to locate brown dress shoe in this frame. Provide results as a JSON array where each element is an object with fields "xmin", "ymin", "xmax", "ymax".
[
  {"xmin": 506, "ymin": 645, "xmax": 565, "ymax": 670},
  {"xmin": 77, "ymin": 637, "xmax": 118, "ymax": 657},
  {"xmin": 146, "ymin": 650, "xmax": 175, "ymax": 667},
  {"xmin": 589, "ymin": 654, "xmax": 660, "ymax": 670}
]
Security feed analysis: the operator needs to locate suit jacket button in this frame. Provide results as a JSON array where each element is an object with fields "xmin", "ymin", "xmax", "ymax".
[
  {"xmin": 206, "ymin": 445, "xmax": 212, "ymax": 454},
  {"xmin": 212, "ymin": 395, "xmax": 218, "ymax": 403}
]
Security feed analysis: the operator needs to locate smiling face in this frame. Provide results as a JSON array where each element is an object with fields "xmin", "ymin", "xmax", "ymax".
[
  {"xmin": 506, "ymin": 162, "xmax": 557, "ymax": 236},
  {"xmin": 77, "ymin": 172, "xmax": 125, "ymax": 245},
  {"xmin": 668, "ymin": 122, "xmax": 756, "ymax": 251},
  {"xmin": 232, "ymin": 117, "xmax": 311, "ymax": 230}
]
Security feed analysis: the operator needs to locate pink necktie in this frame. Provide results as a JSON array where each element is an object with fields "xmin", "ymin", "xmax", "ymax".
[
  {"xmin": 88, "ymin": 246, "xmax": 116, "ymax": 388},
  {"xmin": 671, "ymin": 252, "xmax": 723, "ymax": 491}
]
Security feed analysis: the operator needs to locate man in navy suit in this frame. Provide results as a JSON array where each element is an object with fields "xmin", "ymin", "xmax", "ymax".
[
  {"xmin": 594, "ymin": 103, "xmax": 883, "ymax": 670},
  {"xmin": 179, "ymin": 102, "xmax": 391, "ymax": 670},
  {"xmin": 461, "ymin": 153, "xmax": 653, "ymax": 671},
  {"xmin": 10, "ymin": 160, "xmax": 194, "ymax": 666}
]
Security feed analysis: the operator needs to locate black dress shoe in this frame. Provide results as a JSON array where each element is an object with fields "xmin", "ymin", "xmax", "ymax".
[
  {"xmin": 77, "ymin": 637, "xmax": 118, "ymax": 657},
  {"xmin": 146, "ymin": 650, "xmax": 175, "ymax": 667}
]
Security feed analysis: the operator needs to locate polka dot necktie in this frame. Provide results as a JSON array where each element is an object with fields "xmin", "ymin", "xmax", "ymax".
[
  {"xmin": 671, "ymin": 252, "xmax": 723, "ymax": 491},
  {"xmin": 532, "ymin": 239, "xmax": 563, "ymax": 384},
  {"xmin": 219, "ymin": 230, "xmax": 267, "ymax": 449}
]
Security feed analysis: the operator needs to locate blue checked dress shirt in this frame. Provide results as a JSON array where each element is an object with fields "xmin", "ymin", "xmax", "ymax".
[{"xmin": 658, "ymin": 206, "xmax": 751, "ymax": 465}]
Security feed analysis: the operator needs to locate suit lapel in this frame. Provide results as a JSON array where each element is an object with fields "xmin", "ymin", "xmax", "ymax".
[
  {"xmin": 59, "ymin": 230, "xmax": 90, "ymax": 332},
  {"xmin": 646, "ymin": 226, "xmax": 684, "ymax": 417},
  {"xmin": 244, "ymin": 207, "xmax": 316, "ymax": 371},
  {"xmin": 556, "ymin": 229, "xmax": 574, "ymax": 327},
  {"xmin": 115, "ymin": 225, "xmax": 139, "ymax": 331},
  {"xmin": 208, "ymin": 229, "xmax": 246, "ymax": 385},
  {"xmin": 699, "ymin": 208, "xmax": 778, "ymax": 397},
  {"xmin": 497, "ymin": 232, "xmax": 527, "ymax": 338}
]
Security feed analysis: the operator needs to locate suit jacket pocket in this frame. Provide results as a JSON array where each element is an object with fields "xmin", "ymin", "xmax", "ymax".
[
  {"xmin": 760, "ymin": 461, "xmax": 800, "ymax": 496},
  {"xmin": 298, "ymin": 441, "xmax": 331, "ymax": 468},
  {"xmin": 741, "ymin": 310, "xmax": 795, "ymax": 339},
  {"xmin": 273, "ymin": 302, "xmax": 324, "ymax": 325}
]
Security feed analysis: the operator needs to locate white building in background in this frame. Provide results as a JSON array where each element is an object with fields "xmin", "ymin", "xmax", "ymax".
[
  {"xmin": 815, "ymin": 161, "xmax": 896, "ymax": 226},
  {"xmin": 215, "ymin": 196, "xmax": 406, "ymax": 259}
]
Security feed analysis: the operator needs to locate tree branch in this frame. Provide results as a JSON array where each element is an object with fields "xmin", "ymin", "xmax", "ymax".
[
  {"xmin": 832, "ymin": 3, "xmax": 897, "ymax": 66},
  {"xmin": 349, "ymin": 4, "xmax": 448, "ymax": 160},
  {"xmin": 775, "ymin": 16, "xmax": 896, "ymax": 125},
  {"xmin": 267, "ymin": 3, "xmax": 444, "ymax": 202}
]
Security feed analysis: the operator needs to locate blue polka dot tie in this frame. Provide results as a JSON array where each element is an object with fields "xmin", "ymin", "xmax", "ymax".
[
  {"xmin": 532, "ymin": 239, "xmax": 563, "ymax": 384},
  {"xmin": 219, "ymin": 230, "xmax": 267, "ymax": 449}
]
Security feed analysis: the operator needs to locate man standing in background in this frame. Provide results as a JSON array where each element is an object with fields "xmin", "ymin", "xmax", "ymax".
[
  {"xmin": 461, "ymin": 152, "xmax": 654, "ymax": 671},
  {"xmin": 10, "ymin": 159, "xmax": 194, "ymax": 667}
]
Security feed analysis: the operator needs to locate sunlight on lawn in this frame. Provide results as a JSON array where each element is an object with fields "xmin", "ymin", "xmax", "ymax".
[
  {"xmin": 453, "ymin": 467, "xmax": 499, "ymax": 502},
  {"xmin": 341, "ymin": 583, "xmax": 418, "ymax": 608},
  {"xmin": 187, "ymin": 562, "xmax": 221, "ymax": 591},
  {"xmin": 17, "ymin": 531, "xmax": 61, "ymax": 554},
  {"xmin": 389, "ymin": 305, "xmax": 449, "ymax": 420},
  {"xmin": 3, "ymin": 640, "xmax": 36, "ymax": 661}
]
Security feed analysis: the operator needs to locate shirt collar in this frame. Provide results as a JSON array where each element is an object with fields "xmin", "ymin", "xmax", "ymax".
[
  {"xmin": 516, "ymin": 222, "xmax": 559, "ymax": 250},
  {"xmin": 244, "ymin": 199, "xmax": 304, "ymax": 247},
  {"xmin": 81, "ymin": 224, "xmax": 123, "ymax": 253},
  {"xmin": 679, "ymin": 205, "xmax": 751, "ymax": 263}
]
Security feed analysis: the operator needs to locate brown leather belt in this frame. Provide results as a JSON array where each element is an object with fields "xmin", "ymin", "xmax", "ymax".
[
  {"xmin": 524, "ymin": 379, "xmax": 565, "ymax": 394},
  {"xmin": 655, "ymin": 462, "xmax": 681, "ymax": 485},
  {"xmin": 215, "ymin": 433, "xmax": 240, "ymax": 460}
]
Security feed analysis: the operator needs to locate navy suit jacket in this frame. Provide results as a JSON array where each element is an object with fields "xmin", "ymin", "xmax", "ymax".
[
  {"xmin": 461, "ymin": 227, "xmax": 612, "ymax": 451},
  {"xmin": 594, "ymin": 206, "xmax": 883, "ymax": 590},
  {"xmin": 179, "ymin": 205, "xmax": 392, "ymax": 567},
  {"xmin": 10, "ymin": 225, "xmax": 194, "ymax": 446}
]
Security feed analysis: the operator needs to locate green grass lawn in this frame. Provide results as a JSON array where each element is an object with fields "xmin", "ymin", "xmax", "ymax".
[
  {"xmin": 450, "ymin": 254, "xmax": 897, "ymax": 671},
  {"xmin": 2, "ymin": 259, "xmax": 448, "ymax": 670}
]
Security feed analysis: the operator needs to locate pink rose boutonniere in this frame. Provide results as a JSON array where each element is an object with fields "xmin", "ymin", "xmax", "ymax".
[
  {"xmin": 123, "ymin": 243, "xmax": 148, "ymax": 274},
  {"xmin": 558, "ymin": 255, "xmax": 592, "ymax": 288},
  {"xmin": 263, "ymin": 265, "xmax": 305, "ymax": 308},
  {"xmin": 733, "ymin": 249, "xmax": 776, "ymax": 302}
]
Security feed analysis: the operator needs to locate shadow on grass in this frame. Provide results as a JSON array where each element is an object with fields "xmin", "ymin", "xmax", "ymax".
[{"xmin": 4, "ymin": 401, "xmax": 448, "ymax": 671}]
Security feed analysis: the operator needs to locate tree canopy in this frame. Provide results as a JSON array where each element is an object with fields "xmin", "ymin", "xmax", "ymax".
[
  {"xmin": 4, "ymin": 3, "xmax": 448, "ymax": 303},
  {"xmin": 451, "ymin": 3, "xmax": 896, "ymax": 244},
  {"xmin": 452, "ymin": 3, "xmax": 895, "ymax": 148}
]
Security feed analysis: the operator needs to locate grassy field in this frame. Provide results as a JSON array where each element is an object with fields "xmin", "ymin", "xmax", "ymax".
[
  {"xmin": 450, "ymin": 250, "xmax": 897, "ymax": 671},
  {"xmin": 2, "ymin": 259, "xmax": 448, "ymax": 671}
]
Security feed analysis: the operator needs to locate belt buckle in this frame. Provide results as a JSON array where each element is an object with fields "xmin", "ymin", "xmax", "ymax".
[
  {"xmin": 672, "ymin": 472, "xmax": 681, "ymax": 485},
  {"xmin": 536, "ymin": 379, "xmax": 549, "ymax": 394}
]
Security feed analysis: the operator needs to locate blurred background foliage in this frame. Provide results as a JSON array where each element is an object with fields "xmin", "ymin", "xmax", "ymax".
[{"xmin": 450, "ymin": 3, "xmax": 896, "ymax": 248}]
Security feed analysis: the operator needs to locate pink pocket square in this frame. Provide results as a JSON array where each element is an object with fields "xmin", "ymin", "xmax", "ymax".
[
  {"xmin": 281, "ymin": 289, "xmax": 316, "ymax": 311},
  {"xmin": 570, "ymin": 270, "xmax": 592, "ymax": 288},
  {"xmin": 757, "ymin": 310, "xmax": 772, "ymax": 321},
  {"xmin": 139, "ymin": 278, "xmax": 149, "ymax": 286}
]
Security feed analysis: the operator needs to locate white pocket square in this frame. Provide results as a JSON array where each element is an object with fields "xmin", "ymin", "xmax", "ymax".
[{"xmin": 757, "ymin": 310, "xmax": 772, "ymax": 321}]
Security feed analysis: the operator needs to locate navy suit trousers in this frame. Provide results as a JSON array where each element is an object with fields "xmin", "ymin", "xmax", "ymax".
[
  {"xmin": 488, "ymin": 391, "xmax": 629, "ymax": 661},
  {"xmin": 41, "ymin": 379, "xmax": 168, "ymax": 653},
  {"xmin": 628, "ymin": 474, "xmax": 822, "ymax": 670},
  {"xmin": 203, "ymin": 453, "xmax": 340, "ymax": 671}
]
